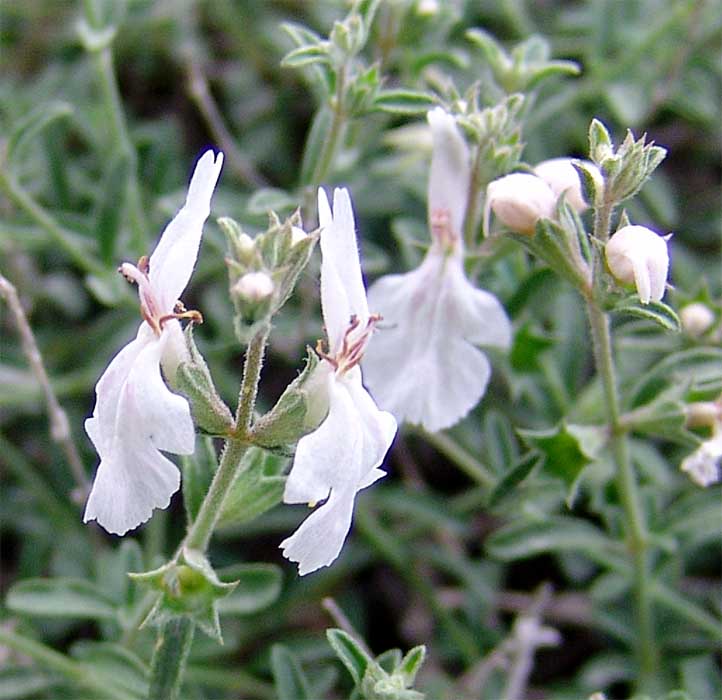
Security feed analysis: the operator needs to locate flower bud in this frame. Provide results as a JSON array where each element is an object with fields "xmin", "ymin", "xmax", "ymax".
[
  {"xmin": 605, "ymin": 225, "xmax": 670, "ymax": 304},
  {"xmin": 533, "ymin": 157, "xmax": 603, "ymax": 213},
  {"xmin": 680, "ymin": 302, "xmax": 715, "ymax": 337},
  {"xmin": 485, "ymin": 173, "xmax": 557, "ymax": 235},
  {"xmin": 232, "ymin": 271, "xmax": 274, "ymax": 303}
]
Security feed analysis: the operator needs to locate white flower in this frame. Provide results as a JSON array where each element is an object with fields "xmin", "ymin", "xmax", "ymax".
[
  {"xmin": 484, "ymin": 172, "xmax": 557, "ymax": 235},
  {"xmin": 533, "ymin": 157, "xmax": 603, "ymax": 213},
  {"xmin": 681, "ymin": 433, "xmax": 722, "ymax": 487},
  {"xmin": 362, "ymin": 108, "xmax": 512, "ymax": 432},
  {"xmin": 84, "ymin": 150, "xmax": 224, "ymax": 535},
  {"xmin": 280, "ymin": 188, "xmax": 397, "ymax": 575},
  {"xmin": 605, "ymin": 224, "xmax": 670, "ymax": 304}
]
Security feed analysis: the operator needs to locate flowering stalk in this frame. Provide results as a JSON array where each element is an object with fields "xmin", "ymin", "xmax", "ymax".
[
  {"xmin": 585, "ymin": 202, "xmax": 658, "ymax": 692},
  {"xmin": 183, "ymin": 322, "xmax": 270, "ymax": 552}
]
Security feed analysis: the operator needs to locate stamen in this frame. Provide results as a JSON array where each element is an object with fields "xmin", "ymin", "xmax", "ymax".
[{"xmin": 158, "ymin": 308, "xmax": 204, "ymax": 329}]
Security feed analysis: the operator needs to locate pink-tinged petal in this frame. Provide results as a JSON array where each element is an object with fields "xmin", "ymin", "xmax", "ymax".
[
  {"xmin": 280, "ymin": 488, "xmax": 357, "ymax": 576},
  {"xmin": 149, "ymin": 150, "xmax": 224, "ymax": 312},
  {"xmin": 363, "ymin": 252, "xmax": 509, "ymax": 431},
  {"xmin": 427, "ymin": 107, "xmax": 470, "ymax": 238},
  {"xmin": 318, "ymin": 188, "xmax": 369, "ymax": 352}
]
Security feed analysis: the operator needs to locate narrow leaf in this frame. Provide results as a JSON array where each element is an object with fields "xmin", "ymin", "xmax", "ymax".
[
  {"xmin": 270, "ymin": 645, "xmax": 311, "ymax": 700},
  {"xmin": 326, "ymin": 629, "xmax": 371, "ymax": 685},
  {"xmin": 7, "ymin": 578, "xmax": 117, "ymax": 620}
]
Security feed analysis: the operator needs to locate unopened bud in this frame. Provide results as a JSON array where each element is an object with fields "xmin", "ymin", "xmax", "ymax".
[
  {"xmin": 485, "ymin": 173, "xmax": 557, "ymax": 235},
  {"xmin": 534, "ymin": 157, "xmax": 603, "ymax": 213},
  {"xmin": 605, "ymin": 225, "xmax": 670, "ymax": 304},
  {"xmin": 233, "ymin": 271, "xmax": 274, "ymax": 303},
  {"xmin": 680, "ymin": 302, "xmax": 715, "ymax": 337}
]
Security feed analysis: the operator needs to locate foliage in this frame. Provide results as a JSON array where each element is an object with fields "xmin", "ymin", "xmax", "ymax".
[{"xmin": 1, "ymin": 1, "xmax": 720, "ymax": 699}]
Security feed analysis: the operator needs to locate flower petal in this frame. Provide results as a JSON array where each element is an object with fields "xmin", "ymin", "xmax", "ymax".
[
  {"xmin": 130, "ymin": 328, "xmax": 195, "ymax": 455},
  {"xmin": 283, "ymin": 372, "xmax": 363, "ymax": 505},
  {"xmin": 280, "ymin": 488, "xmax": 357, "ymax": 576},
  {"xmin": 427, "ymin": 107, "xmax": 470, "ymax": 238},
  {"xmin": 363, "ymin": 253, "xmax": 508, "ymax": 431},
  {"xmin": 149, "ymin": 150, "xmax": 224, "ymax": 312},
  {"xmin": 83, "ymin": 323, "xmax": 194, "ymax": 535},
  {"xmin": 318, "ymin": 188, "xmax": 369, "ymax": 352},
  {"xmin": 85, "ymin": 324, "xmax": 155, "ymax": 454},
  {"xmin": 83, "ymin": 436, "xmax": 181, "ymax": 535}
]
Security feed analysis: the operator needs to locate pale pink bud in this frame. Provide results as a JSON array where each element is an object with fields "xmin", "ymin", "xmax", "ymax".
[
  {"xmin": 605, "ymin": 225, "xmax": 670, "ymax": 304},
  {"xmin": 233, "ymin": 271, "xmax": 274, "ymax": 302},
  {"xmin": 533, "ymin": 157, "xmax": 603, "ymax": 213},
  {"xmin": 680, "ymin": 302, "xmax": 715, "ymax": 337},
  {"xmin": 485, "ymin": 173, "xmax": 557, "ymax": 236}
]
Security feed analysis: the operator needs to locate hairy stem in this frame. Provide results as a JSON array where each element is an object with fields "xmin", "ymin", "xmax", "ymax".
[
  {"xmin": 184, "ymin": 323, "xmax": 270, "ymax": 552},
  {"xmin": 0, "ymin": 273, "xmax": 88, "ymax": 495},
  {"xmin": 309, "ymin": 65, "xmax": 347, "ymax": 189},
  {"xmin": 148, "ymin": 617, "xmax": 195, "ymax": 700},
  {"xmin": 586, "ymin": 300, "xmax": 657, "ymax": 690}
]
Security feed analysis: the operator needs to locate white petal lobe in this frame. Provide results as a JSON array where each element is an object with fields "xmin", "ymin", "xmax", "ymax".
[
  {"xmin": 318, "ymin": 188, "xmax": 369, "ymax": 352},
  {"xmin": 149, "ymin": 150, "xmax": 224, "ymax": 311}
]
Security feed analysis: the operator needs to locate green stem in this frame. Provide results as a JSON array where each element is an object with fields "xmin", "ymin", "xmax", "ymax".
[
  {"xmin": 463, "ymin": 143, "xmax": 485, "ymax": 248},
  {"xmin": 235, "ymin": 322, "xmax": 271, "ymax": 435},
  {"xmin": 419, "ymin": 429, "xmax": 496, "ymax": 487},
  {"xmin": 184, "ymin": 323, "xmax": 270, "ymax": 551},
  {"xmin": 0, "ymin": 168, "xmax": 105, "ymax": 276},
  {"xmin": 148, "ymin": 617, "xmax": 195, "ymax": 700},
  {"xmin": 309, "ymin": 65, "xmax": 347, "ymax": 188},
  {"xmin": 586, "ymin": 301, "xmax": 657, "ymax": 690},
  {"xmin": 0, "ymin": 630, "xmax": 131, "ymax": 700},
  {"xmin": 93, "ymin": 47, "xmax": 147, "ymax": 255}
]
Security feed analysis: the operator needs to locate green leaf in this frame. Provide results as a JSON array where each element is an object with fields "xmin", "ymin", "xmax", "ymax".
[
  {"xmin": 6, "ymin": 578, "xmax": 117, "ymax": 620},
  {"xmin": 612, "ymin": 297, "xmax": 681, "ymax": 332},
  {"xmin": 94, "ymin": 149, "xmax": 130, "ymax": 264},
  {"xmin": 326, "ymin": 628, "xmax": 371, "ymax": 685},
  {"xmin": 281, "ymin": 44, "xmax": 330, "ymax": 68},
  {"xmin": 487, "ymin": 451, "xmax": 542, "ymax": 507},
  {"xmin": 271, "ymin": 645, "xmax": 311, "ymax": 700},
  {"xmin": 216, "ymin": 564, "xmax": 282, "ymax": 615},
  {"xmin": 246, "ymin": 188, "xmax": 298, "ymax": 216},
  {"xmin": 518, "ymin": 422, "xmax": 603, "ymax": 488},
  {"xmin": 372, "ymin": 89, "xmax": 436, "ymax": 115},
  {"xmin": 181, "ymin": 436, "xmax": 218, "ymax": 524},
  {"xmin": 7, "ymin": 100, "xmax": 73, "ymax": 164},
  {"xmin": 486, "ymin": 516, "xmax": 615, "ymax": 562},
  {"xmin": 72, "ymin": 642, "xmax": 148, "ymax": 699},
  {"xmin": 398, "ymin": 646, "xmax": 426, "ymax": 686},
  {"xmin": 0, "ymin": 668, "xmax": 56, "ymax": 699},
  {"xmin": 509, "ymin": 323, "xmax": 554, "ymax": 372},
  {"xmin": 299, "ymin": 106, "xmax": 334, "ymax": 186},
  {"xmin": 626, "ymin": 347, "xmax": 722, "ymax": 408},
  {"xmin": 218, "ymin": 447, "xmax": 288, "ymax": 528}
]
